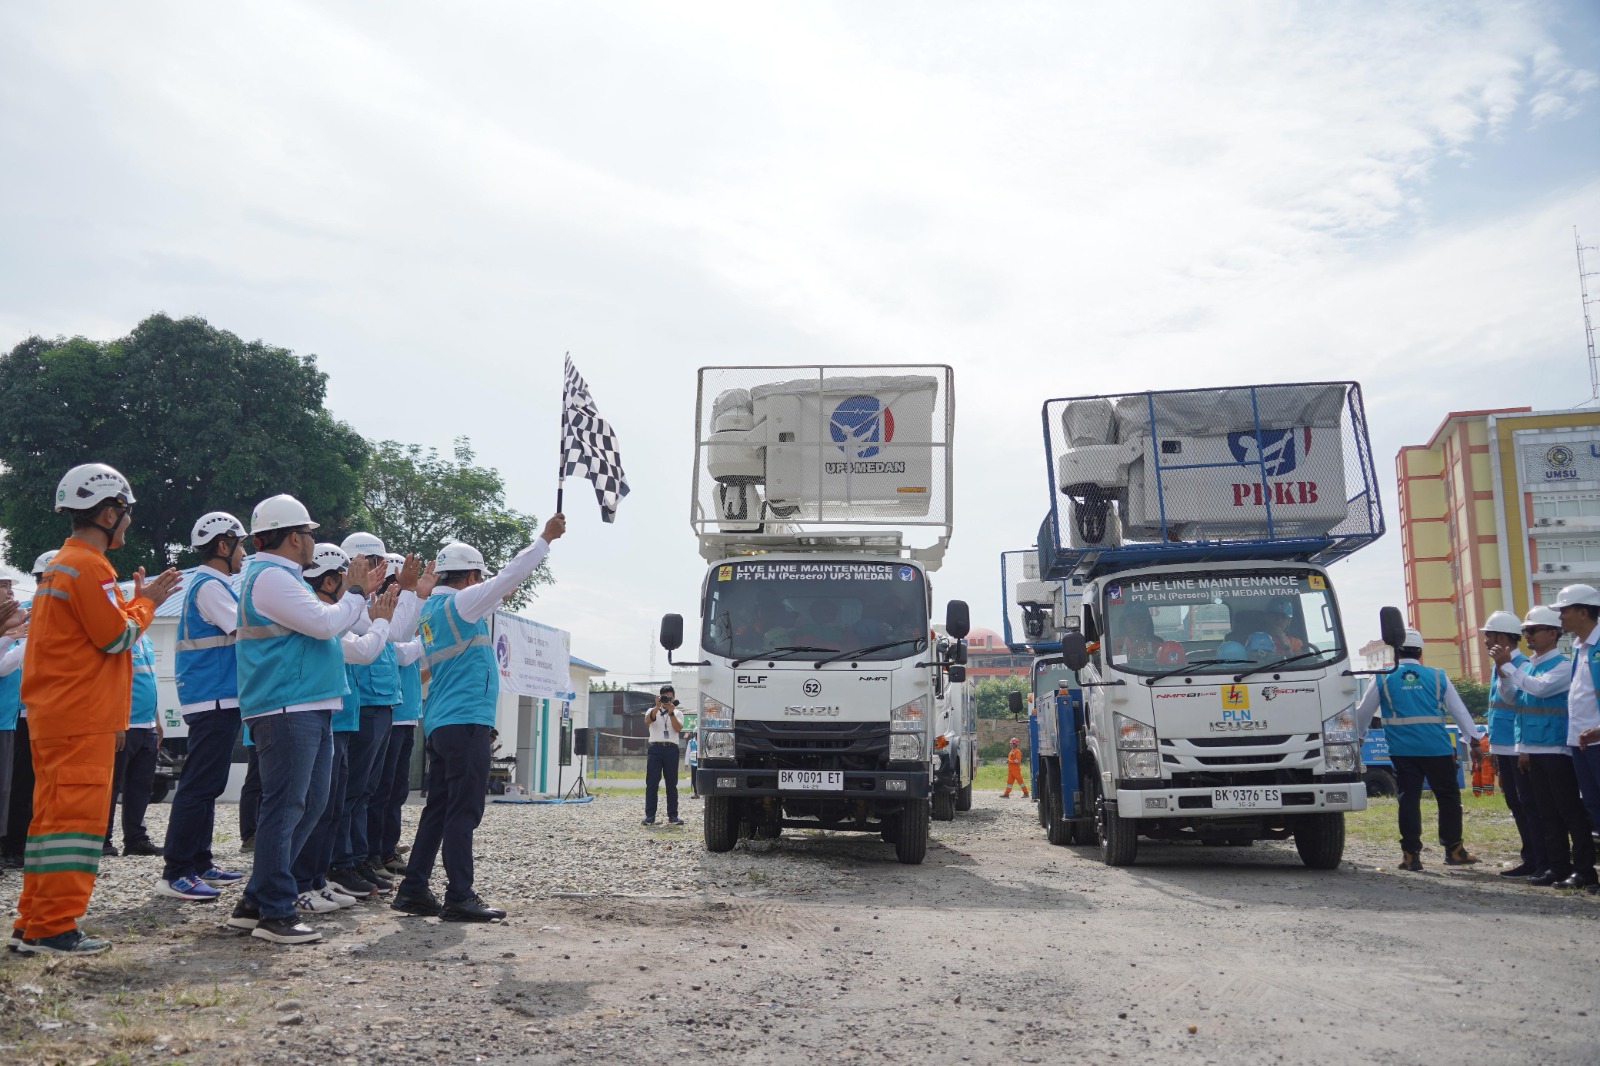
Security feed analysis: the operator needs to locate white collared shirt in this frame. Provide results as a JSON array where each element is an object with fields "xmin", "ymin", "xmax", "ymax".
[
  {"xmin": 647, "ymin": 704, "xmax": 682, "ymax": 744},
  {"xmin": 1566, "ymin": 627, "xmax": 1600, "ymax": 747},
  {"xmin": 449, "ymin": 538, "xmax": 552, "ymax": 624}
]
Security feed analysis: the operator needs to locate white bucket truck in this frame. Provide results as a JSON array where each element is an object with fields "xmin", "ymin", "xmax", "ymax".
[
  {"xmin": 658, "ymin": 366, "xmax": 971, "ymax": 864},
  {"xmin": 1012, "ymin": 381, "xmax": 1403, "ymax": 867}
]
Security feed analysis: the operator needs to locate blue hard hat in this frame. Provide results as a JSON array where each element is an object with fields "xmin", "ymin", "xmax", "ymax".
[
  {"xmin": 1245, "ymin": 632, "xmax": 1277, "ymax": 655},
  {"xmin": 1214, "ymin": 640, "xmax": 1249, "ymax": 662},
  {"xmin": 1267, "ymin": 599, "xmax": 1295, "ymax": 617}
]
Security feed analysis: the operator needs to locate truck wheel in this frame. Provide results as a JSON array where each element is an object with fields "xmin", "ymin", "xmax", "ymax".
[
  {"xmin": 1293, "ymin": 813, "xmax": 1345, "ymax": 870},
  {"xmin": 894, "ymin": 800, "xmax": 930, "ymax": 865},
  {"xmin": 1037, "ymin": 773, "xmax": 1050, "ymax": 829},
  {"xmin": 149, "ymin": 779, "xmax": 170, "ymax": 804},
  {"xmin": 703, "ymin": 796, "xmax": 738, "ymax": 853},
  {"xmin": 955, "ymin": 782, "xmax": 973, "ymax": 812},
  {"xmin": 1094, "ymin": 776, "xmax": 1138, "ymax": 866},
  {"xmin": 1045, "ymin": 769, "xmax": 1072, "ymax": 846},
  {"xmin": 932, "ymin": 788, "xmax": 956, "ymax": 822},
  {"xmin": 1364, "ymin": 767, "xmax": 1397, "ymax": 798}
]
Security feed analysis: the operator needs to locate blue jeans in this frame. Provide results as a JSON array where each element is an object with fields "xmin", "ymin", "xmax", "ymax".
[
  {"xmin": 370, "ymin": 722, "xmax": 415, "ymax": 862},
  {"xmin": 400, "ymin": 724, "xmax": 490, "ymax": 903},
  {"xmin": 161, "ymin": 706, "xmax": 241, "ymax": 881},
  {"xmin": 336, "ymin": 706, "xmax": 391, "ymax": 869},
  {"xmin": 243, "ymin": 710, "xmax": 333, "ymax": 921},
  {"xmin": 645, "ymin": 743, "xmax": 680, "ymax": 822},
  {"xmin": 1570, "ymin": 744, "xmax": 1600, "ymax": 831},
  {"xmin": 293, "ymin": 731, "xmax": 349, "ymax": 892}
]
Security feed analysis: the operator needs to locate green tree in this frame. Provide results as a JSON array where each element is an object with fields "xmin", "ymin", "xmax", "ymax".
[
  {"xmin": 1452, "ymin": 676, "xmax": 1490, "ymax": 719},
  {"xmin": 0, "ymin": 315, "xmax": 368, "ymax": 573},
  {"xmin": 973, "ymin": 675, "xmax": 1030, "ymax": 719},
  {"xmin": 358, "ymin": 437, "xmax": 550, "ymax": 610}
]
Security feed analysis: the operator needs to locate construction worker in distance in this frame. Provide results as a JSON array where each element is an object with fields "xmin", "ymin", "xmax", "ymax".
[
  {"xmin": 392, "ymin": 515, "xmax": 564, "ymax": 923},
  {"xmin": 224, "ymin": 496, "xmax": 386, "ymax": 946},
  {"xmin": 1493, "ymin": 593, "xmax": 1598, "ymax": 893},
  {"xmin": 13, "ymin": 464, "xmax": 182, "ymax": 956},
  {"xmin": 1354, "ymin": 626, "xmax": 1484, "ymax": 872},
  {"xmin": 1, "ymin": 551, "xmax": 57, "ymax": 865},
  {"xmin": 158, "ymin": 512, "xmax": 249, "ymax": 903},
  {"xmin": 1480, "ymin": 610, "xmax": 1544, "ymax": 878},
  {"xmin": 1002, "ymin": 737, "xmax": 1029, "ymax": 798}
]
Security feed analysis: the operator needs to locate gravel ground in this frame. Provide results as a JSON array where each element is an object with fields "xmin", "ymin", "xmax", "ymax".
[{"xmin": 2, "ymin": 790, "xmax": 1598, "ymax": 1065}]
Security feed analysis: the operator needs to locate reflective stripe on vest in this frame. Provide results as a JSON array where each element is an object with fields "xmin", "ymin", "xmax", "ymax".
[
  {"xmin": 176, "ymin": 569, "xmax": 240, "ymax": 706},
  {"xmin": 175, "ymin": 634, "xmax": 234, "ymax": 652},
  {"xmin": 418, "ymin": 593, "xmax": 497, "ymax": 735},
  {"xmin": 1377, "ymin": 664, "xmax": 1455, "ymax": 757},
  {"xmin": 235, "ymin": 559, "xmax": 347, "ymax": 716}
]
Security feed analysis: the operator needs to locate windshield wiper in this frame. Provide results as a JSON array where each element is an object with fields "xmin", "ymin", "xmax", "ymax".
[
  {"xmin": 1233, "ymin": 647, "xmax": 1341, "ymax": 682},
  {"xmin": 730, "ymin": 645, "xmax": 838, "ymax": 668},
  {"xmin": 814, "ymin": 638, "xmax": 923, "ymax": 668},
  {"xmin": 1141, "ymin": 657, "xmax": 1252, "ymax": 684}
]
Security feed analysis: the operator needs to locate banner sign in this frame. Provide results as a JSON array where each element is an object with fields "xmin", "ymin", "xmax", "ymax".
[{"xmin": 491, "ymin": 612, "xmax": 574, "ymax": 700}]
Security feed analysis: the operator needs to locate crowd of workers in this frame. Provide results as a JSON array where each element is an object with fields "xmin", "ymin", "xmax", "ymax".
[{"xmin": 0, "ymin": 462, "xmax": 564, "ymax": 954}]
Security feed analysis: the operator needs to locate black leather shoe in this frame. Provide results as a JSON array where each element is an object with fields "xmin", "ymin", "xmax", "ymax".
[
  {"xmin": 356, "ymin": 862, "xmax": 394, "ymax": 891},
  {"xmin": 122, "ymin": 840, "xmax": 163, "ymax": 857},
  {"xmin": 440, "ymin": 895, "xmax": 506, "ymax": 922},
  {"xmin": 1556, "ymin": 873, "xmax": 1596, "ymax": 890},
  {"xmin": 1527, "ymin": 870, "xmax": 1562, "ymax": 886},
  {"xmin": 1499, "ymin": 863, "xmax": 1537, "ymax": 878},
  {"xmin": 391, "ymin": 889, "xmax": 442, "ymax": 917}
]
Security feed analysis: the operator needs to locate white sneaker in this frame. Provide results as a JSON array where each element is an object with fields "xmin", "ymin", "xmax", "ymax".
[
  {"xmin": 295, "ymin": 891, "xmax": 340, "ymax": 915},
  {"xmin": 320, "ymin": 887, "xmax": 359, "ymax": 910}
]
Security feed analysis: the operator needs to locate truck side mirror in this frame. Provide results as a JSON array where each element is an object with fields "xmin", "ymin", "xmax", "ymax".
[
  {"xmin": 659, "ymin": 613, "xmax": 683, "ymax": 652},
  {"xmin": 945, "ymin": 599, "xmax": 970, "ymax": 640},
  {"xmin": 950, "ymin": 642, "xmax": 968, "ymax": 665},
  {"xmin": 947, "ymin": 665, "xmax": 966, "ymax": 683},
  {"xmin": 1379, "ymin": 606, "xmax": 1405, "ymax": 649},
  {"xmin": 1061, "ymin": 631, "xmax": 1090, "ymax": 672},
  {"xmin": 1007, "ymin": 690, "xmax": 1024, "ymax": 716}
]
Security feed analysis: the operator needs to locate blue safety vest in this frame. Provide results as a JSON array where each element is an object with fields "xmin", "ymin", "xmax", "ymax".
[
  {"xmin": 129, "ymin": 635, "xmax": 158, "ymax": 726},
  {"xmin": 417, "ymin": 592, "xmax": 495, "ymax": 736},
  {"xmin": 235, "ymin": 558, "xmax": 347, "ymax": 717},
  {"xmin": 1487, "ymin": 650, "xmax": 1528, "ymax": 748},
  {"xmin": 0, "ymin": 639, "xmax": 21, "ymax": 732},
  {"xmin": 334, "ymin": 681, "xmax": 360, "ymax": 733},
  {"xmin": 395, "ymin": 659, "xmax": 422, "ymax": 724},
  {"xmin": 1376, "ymin": 662, "xmax": 1456, "ymax": 757},
  {"xmin": 175, "ymin": 568, "xmax": 239, "ymax": 707},
  {"xmin": 350, "ymin": 643, "xmax": 400, "ymax": 707},
  {"xmin": 1515, "ymin": 653, "xmax": 1572, "ymax": 749}
]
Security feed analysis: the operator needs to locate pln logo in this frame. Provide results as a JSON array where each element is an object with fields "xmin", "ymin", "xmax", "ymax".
[
  {"xmin": 1220, "ymin": 684, "xmax": 1250, "ymax": 711},
  {"xmin": 830, "ymin": 395, "xmax": 895, "ymax": 460},
  {"xmin": 1227, "ymin": 427, "xmax": 1313, "ymax": 477},
  {"xmin": 495, "ymin": 634, "xmax": 511, "ymax": 675}
]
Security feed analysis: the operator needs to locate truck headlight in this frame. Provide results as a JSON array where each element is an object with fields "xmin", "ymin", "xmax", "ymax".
[
  {"xmin": 891, "ymin": 696, "xmax": 929, "ymax": 729},
  {"xmin": 890, "ymin": 734, "xmax": 925, "ymax": 760},
  {"xmin": 1322, "ymin": 707, "xmax": 1358, "ymax": 746},
  {"xmin": 1115, "ymin": 713, "xmax": 1157, "ymax": 751},
  {"xmin": 701, "ymin": 694, "xmax": 733, "ymax": 731},
  {"xmin": 1118, "ymin": 750, "xmax": 1160, "ymax": 779},
  {"xmin": 1323, "ymin": 744, "xmax": 1358, "ymax": 774},
  {"xmin": 701, "ymin": 731, "xmax": 735, "ymax": 759}
]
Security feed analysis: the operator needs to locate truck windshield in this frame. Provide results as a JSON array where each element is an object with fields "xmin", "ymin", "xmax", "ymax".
[
  {"xmin": 703, "ymin": 559, "xmax": 929, "ymax": 662},
  {"xmin": 1102, "ymin": 569, "xmax": 1343, "ymax": 677},
  {"xmin": 1033, "ymin": 658, "xmax": 1077, "ymax": 703}
]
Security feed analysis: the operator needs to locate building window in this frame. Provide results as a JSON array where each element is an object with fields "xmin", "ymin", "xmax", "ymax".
[
  {"xmin": 1534, "ymin": 539, "xmax": 1600, "ymax": 564},
  {"xmin": 1532, "ymin": 493, "xmax": 1600, "ymax": 522}
]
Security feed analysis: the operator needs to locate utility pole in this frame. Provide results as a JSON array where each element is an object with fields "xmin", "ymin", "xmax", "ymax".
[{"xmin": 1578, "ymin": 227, "xmax": 1600, "ymax": 401}]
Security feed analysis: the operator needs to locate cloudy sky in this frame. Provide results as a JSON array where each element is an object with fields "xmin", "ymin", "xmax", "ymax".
[{"xmin": 2, "ymin": 1, "xmax": 1597, "ymax": 680}]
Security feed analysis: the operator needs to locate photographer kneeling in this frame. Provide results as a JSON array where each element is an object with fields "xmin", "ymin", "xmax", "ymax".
[{"xmin": 643, "ymin": 686, "xmax": 683, "ymax": 826}]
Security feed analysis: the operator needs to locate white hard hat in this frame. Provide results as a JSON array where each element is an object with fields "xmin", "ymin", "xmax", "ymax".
[
  {"xmin": 1480, "ymin": 610, "xmax": 1522, "ymax": 636},
  {"xmin": 54, "ymin": 463, "xmax": 135, "ymax": 513},
  {"xmin": 340, "ymin": 532, "xmax": 386, "ymax": 558},
  {"xmin": 303, "ymin": 543, "xmax": 350, "ymax": 580},
  {"xmin": 385, "ymin": 552, "xmax": 405, "ymax": 577},
  {"xmin": 0, "ymin": 565, "xmax": 21, "ymax": 585},
  {"xmin": 436, "ymin": 542, "xmax": 487, "ymax": 575},
  {"xmin": 1524, "ymin": 605, "xmax": 1563, "ymax": 629},
  {"xmin": 1552, "ymin": 583, "xmax": 1600, "ymax": 610},
  {"xmin": 1401, "ymin": 627, "xmax": 1424, "ymax": 649},
  {"xmin": 250, "ymin": 494, "xmax": 318, "ymax": 534},
  {"xmin": 31, "ymin": 550, "xmax": 58, "ymax": 577},
  {"xmin": 191, "ymin": 511, "xmax": 246, "ymax": 548}
]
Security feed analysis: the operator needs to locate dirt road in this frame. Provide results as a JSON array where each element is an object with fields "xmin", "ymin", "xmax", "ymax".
[{"xmin": 3, "ymin": 791, "xmax": 1597, "ymax": 1065}]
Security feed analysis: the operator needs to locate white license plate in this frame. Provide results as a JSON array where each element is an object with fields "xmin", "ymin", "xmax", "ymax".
[
  {"xmin": 1212, "ymin": 787, "xmax": 1281, "ymax": 809},
  {"xmin": 779, "ymin": 770, "xmax": 844, "ymax": 791}
]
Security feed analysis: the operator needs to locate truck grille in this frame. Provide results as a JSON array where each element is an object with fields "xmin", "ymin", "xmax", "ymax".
[
  {"xmin": 734, "ymin": 720, "xmax": 889, "ymax": 770},
  {"xmin": 1175, "ymin": 735, "xmax": 1295, "ymax": 748}
]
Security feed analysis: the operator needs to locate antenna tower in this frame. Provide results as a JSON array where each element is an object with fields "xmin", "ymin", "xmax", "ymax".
[{"xmin": 1579, "ymin": 227, "xmax": 1600, "ymax": 400}]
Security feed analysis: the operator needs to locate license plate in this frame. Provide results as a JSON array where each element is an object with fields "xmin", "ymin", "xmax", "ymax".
[
  {"xmin": 779, "ymin": 770, "xmax": 844, "ymax": 791},
  {"xmin": 1212, "ymin": 787, "xmax": 1281, "ymax": 809}
]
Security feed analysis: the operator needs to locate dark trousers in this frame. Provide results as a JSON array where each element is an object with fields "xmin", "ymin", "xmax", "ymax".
[
  {"xmin": 161, "ymin": 707, "xmax": 241, "ymax": 881},
  {"xmin": 2, "ymin": 717, "xmax": 32, "ymax": 858},
  {"xmin": 370, "ymin": 722, "xmax": 415, "ymax": 862},
  {"xmin": 242, "ymin": 710, "xmax": 332, "ymax": 921},
  {"xmin": 292, "ymin": 731, "xmax": 349, "ymax": 892},
  {"xmin": 0, "ymin": 729, "xmax": 13, "ymax": 846},
  {"xmin": 400, "ymin": 724, "xmax": 490, "ymax": 903},
  {"xmin": 239, "ymin": 747, "xmax": 260, "ymax": 841},
  {"xmin": 645, "ymin": 742, "xmax": 680, "ymax": 822},
  {"xmin": 336, "ymin": 705, "xmax": 391, "ymax": 870},
  {"xmin": 107, "ymin": 728, "xmax": 159, "ymax": 847},
  {"xmin": 1392, "ymin": 754, "xmax": 1463, "ymax": 853},
  {"xmin": 1527, "ymin": 752, "xmax": 1597, "ymax": 880},
  {"xmin": 1496, "ymin": 753, "xmax": 1546, "ymax": 871},
  {"xmin": 1570, "ymin": 744, "xmax": 1600, "ymax": 832}
]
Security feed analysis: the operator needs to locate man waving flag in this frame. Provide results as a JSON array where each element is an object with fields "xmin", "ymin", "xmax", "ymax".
[{"xmin": 561, "ymin": 356, "xmax": 630, "ymax": 523}]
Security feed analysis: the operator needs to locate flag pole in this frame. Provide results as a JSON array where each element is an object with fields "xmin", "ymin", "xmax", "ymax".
[{"xmin": 557, "ymin": 352, "xmax": 567, "ymax": 514}]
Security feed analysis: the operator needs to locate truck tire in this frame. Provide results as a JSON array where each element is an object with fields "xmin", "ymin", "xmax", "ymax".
[
  {"xmin": 955, "ymin": 782, "xmax": 973, "ymax": 812},
  {"xmin": 1364, "ymin": 766, "xmax": 1397, "ymax": 798},
  {"xmin": 149, "ymin": 779, "xmax": 170, "ymax": 804},
  {"xmin": 932, "ymin": 788, "xmax": 956, "ymax": 822},
  {"xmin": 894, "ymin": 799, "xmax": 930, "ymax": 865},
  {"xmin": 1293, "ymin": 813, "xmax": 1345, "ymax": 870},
  {"xmin": 703, "ymin": 796, "xmax": 738, "ymax": 853},
  {"xmin": 1093, "ymin": 775, "xmax": 1138, "ymax": 866},
  {"xmin": 1037, "ymin": 773, "xmax": 1050, "ymax": 828},
  {"xmin": 1045, "ymin": 768, "xmax": 1072, "ymax": 846}
]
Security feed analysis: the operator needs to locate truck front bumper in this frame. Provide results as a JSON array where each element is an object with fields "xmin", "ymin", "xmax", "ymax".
[
  {"xmin": 1113, "ymin": 782, "xmax": 1367, "ymax": 819},
  {"xmin": 696, "ymin": 767, "xmax": 931, "ymax": 799}
]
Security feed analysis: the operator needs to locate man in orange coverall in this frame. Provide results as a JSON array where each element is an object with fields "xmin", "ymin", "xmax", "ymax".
[
  {"xmin": 1470, "ymin": 736, "xmax": 1497, "ymax": 797},
  {"xmin": 12, "ymin": 464, "xmax": 180, "ymax": 956},
  {"xmin": 1002, "ymin": 737, "xmax": 1029, "ymax": 798}
]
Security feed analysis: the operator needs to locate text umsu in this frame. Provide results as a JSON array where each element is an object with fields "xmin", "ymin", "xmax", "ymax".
[{"xmin": 1231, "ymin": 481, "xmax": 1319, "ymax": 506}]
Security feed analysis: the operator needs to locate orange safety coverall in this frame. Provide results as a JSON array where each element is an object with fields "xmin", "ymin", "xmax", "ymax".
[
  {"xmin": 1003, "ymin": 747, "xmax": 1028, "ymax": 796},
  {"xmin": 1471, "ymin": 738, "xmax": 1497, "ymax": 797},
  {"xmin": 16, "ymin": 537, "xmax": 153, "ymax": 940}
]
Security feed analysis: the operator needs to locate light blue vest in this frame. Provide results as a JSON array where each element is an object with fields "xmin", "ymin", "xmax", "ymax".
[
  {"xmin": 1376, "ymin": 662, "xmax": 1455, "ymax": 757},
  {"xmin": 334, "ymin": 681, "xmax": 360, "ymax": 733},
  {"xmin": 0, "ymin": 641, "xmax": 20, "ymax": 732},
  {"xmin": 418, "ymin": 592, "xmax": 495, "ymax": 736},
  {"xmin": 129, "ymin": 636, "xmax": 158, "ymax": 726},
  {"xmin": 1514, "ymin": 653, "xmax": 1571, "ymax": 749},
  {"xmin": 1487, "ymin": 650, "xmax": 1528, "ymax": 748},
  {"xmin": 395, "ymin": 659, "xmax": 422, "ymax": 724},
  {"xmin": 235, "ymin": 558, "xmax": 347, "ymax": 717},
  {"xmin": 175, "ymin": 568, "xmax": 239, "ymax": 707},
  {"xmin": 350, "ymin": 644, "xmax": 400, "ymax": 707}
]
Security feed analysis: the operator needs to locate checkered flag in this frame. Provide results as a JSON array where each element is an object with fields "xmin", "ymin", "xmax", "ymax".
[{"xmin": 561, "ymin": 356, "xmax": 630, "ymax": 523}]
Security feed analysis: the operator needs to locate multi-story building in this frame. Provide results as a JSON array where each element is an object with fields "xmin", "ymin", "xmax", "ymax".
[{"xmin": 1397, "ymin": 406, "xmax": 1600, "ymax": 679}]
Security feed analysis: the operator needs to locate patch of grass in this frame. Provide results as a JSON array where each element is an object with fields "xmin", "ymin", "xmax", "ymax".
[
  {"xmin": 973, "ymin": 762, "xmax": 1028, "ymax": 791},
  {"xmin": 1346, "ymin": 792, "xmax": 1523, "ymax": 859}
]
